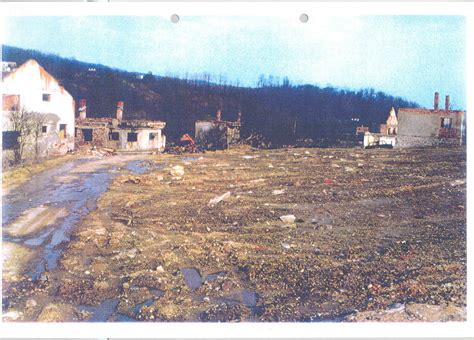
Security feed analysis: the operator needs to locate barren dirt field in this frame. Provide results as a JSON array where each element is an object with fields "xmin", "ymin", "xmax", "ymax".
[{"xmin": 2, "ymin": 146, "xmax": 466, "ymax": 322}]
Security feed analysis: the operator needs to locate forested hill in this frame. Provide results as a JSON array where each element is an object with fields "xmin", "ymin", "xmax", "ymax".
[{"xmin": 3, "ymin": 45, "xmax": 419, "ymax": 144}]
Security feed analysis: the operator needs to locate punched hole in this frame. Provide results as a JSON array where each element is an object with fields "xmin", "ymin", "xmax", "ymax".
[
  {"xmin": 171, "ymin": 14, "xmax": 180, "ymax": 23},
  {"xmin": 300, "ymin": 14, "xmax": 309, "ymax": 23}
]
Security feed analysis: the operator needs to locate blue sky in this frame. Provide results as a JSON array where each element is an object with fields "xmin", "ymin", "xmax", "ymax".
[{"xmin": 3, "ymin": 15, "xmax": 466, "ymax": 109}]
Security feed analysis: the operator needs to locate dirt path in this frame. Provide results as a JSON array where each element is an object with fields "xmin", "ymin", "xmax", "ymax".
[{"xmin": 2, "ymin": 154, "xmax": 150, "ymax": 309}]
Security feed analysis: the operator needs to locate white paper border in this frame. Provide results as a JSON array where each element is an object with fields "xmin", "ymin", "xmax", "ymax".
[{"xmin": 0, "ymin": 1, "xmax": 472, "ymax": 338}]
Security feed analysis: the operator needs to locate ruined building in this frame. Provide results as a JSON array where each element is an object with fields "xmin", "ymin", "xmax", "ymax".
[
  {"xmin": 364, "ymin": 92, "xmax": 466, "ymax": 148},
  {"xmin": 195, "ymin": 110, "xmax": 242, "ymax": 149},
  {"xmin": 363, "ymin": 107, "xmax": 398, "ymax": 148},
  {"xmin": 396, "ymin": 93, "xmax": 465, "ymax": 147},
  {"xmin": 75, "ymin": 100, "xmax": 166, "ymax": 152},
  {"xmin": 2, "ymin": 59, "xmax": 75, "ymax": 160}
]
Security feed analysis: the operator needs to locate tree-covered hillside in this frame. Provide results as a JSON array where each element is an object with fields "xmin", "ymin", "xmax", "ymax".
[{"xmin": 2, "ymin": 45, "xmax": 419, "ymax": 145}]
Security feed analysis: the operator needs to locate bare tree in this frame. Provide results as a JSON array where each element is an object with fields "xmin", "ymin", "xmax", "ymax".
[
  {"xmin": 31, "ymin": 112, "xmax": 48, "ymax": 158},
  {"xmin": 8, "ymin": 108, "xmax": 34, "ymax": 163},
  {"xmin": 8, "ymin": 109, "xmax": 48, "ymax": 162}
]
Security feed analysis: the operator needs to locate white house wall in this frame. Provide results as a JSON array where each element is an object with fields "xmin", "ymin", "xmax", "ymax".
[{"xmin": 1, "ymin": 60, "xmax": 75, "ymax": 149}]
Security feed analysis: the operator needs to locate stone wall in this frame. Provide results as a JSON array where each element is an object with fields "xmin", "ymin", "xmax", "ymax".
[{"xmin": 75, "ymin": 126, "xmax": 110, "ymax": 148}]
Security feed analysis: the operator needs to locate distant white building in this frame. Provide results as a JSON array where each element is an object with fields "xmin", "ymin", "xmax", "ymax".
[
  {"xmin": 2, "ymin": 59, "xmax": 75, "ymax": 160},
  {"xmin": 1, "ymin": 61, "xmax": 17, "ymax": 73}
]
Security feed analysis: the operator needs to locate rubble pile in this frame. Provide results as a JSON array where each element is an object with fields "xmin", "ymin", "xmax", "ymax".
[{"xmin": 81, "ymin": 146, "xmax": 116, "ymax": 157}]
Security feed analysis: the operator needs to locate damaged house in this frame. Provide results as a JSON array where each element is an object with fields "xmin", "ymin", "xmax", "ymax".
[
  {"xmin": 75, "ymin": 100, "xmax": 166, "ymax": 152},
  {"xmin": 363, "ymin": 107, "xmax": 398, "ymax": 148},
  {"xmin": 364, "ymin": 92, "xmax": 466, "ymax": 148},
  {"xmin": 195, "ymin": 110, "xmax": 242, "ymax": 149},
  {"xmin": 1, "ymin": 59, "xmax": 75, "ymax": 161}
]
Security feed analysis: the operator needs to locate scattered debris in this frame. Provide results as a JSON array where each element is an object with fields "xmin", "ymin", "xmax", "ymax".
[
  {"xmin": 387, "ymin": 302, "xmax": 405, "ymax": 313},
  {"xmin": 36, "ymin": 303, "xmax": 80, "ymax": 322},
  {"xmin": 26, "ymin": 299, "xmax": 37, "ymax": 309},
  {"xmin": 169, "ymin": 165, "xmax": 185, "ymax": 179},
  {"xmin": 90, "ymin": 147, "xmax": 116, "ymax": 157},
  {"xmin": 450, "ymin": 179, "xmax": 465, "ymax": 187},
  {"xmin": 280, "ymin": 215, "xmax": 296, "ymax": 224},
  {"xmin": 2, "ymin": 147, "xmax": 466, "ymax": 322},
  {"xmin": 209, "ymin": 191, "xmax": 232, "ymax": 206},
  {"xmin": 2, "ymin": 310, "xmax": 21, "ymax": 321}
]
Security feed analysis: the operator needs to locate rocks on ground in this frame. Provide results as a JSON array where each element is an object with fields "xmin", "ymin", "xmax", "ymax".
[
  {"xmin": 346, "ymin": 303, "xmax": 466, "ymax": 322},
  {"xmin": 36, "ymin": 303, "xmax": 82, "ymax": 322}
]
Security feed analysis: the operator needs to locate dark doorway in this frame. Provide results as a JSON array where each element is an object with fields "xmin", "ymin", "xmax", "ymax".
[
  {"xmin": 110, "ymin": 132, "xmax": 120, "ymax": 141},
  {"xmin": 82, "ymin": 128, "xmax": 93, "ymax": 142},
  {"xmin": 59, "ymin": 124, "xmax": 67, "ymax": 139},
  {"xmin": 127, "ymin": 132, "xmax": 138, "ymax": 142}
]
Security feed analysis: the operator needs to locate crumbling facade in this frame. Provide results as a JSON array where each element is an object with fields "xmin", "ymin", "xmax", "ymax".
[
  {"xmin": 1, "ymin": 59, "xmax": 75, "ymax": 160},
  {"xmin": 364, "ymin": 92, "xmax": 465, "ymax": 148},
  {"xmin": 396, "ymin": 93, "xmax": 465, "ymax": 147},
  {"xmin": 75, "ymin": 100, "xmax": 166, "ymax": 152},
  {"xmin": 363, "ymin": 107, "xmax": 398, "ymax": 148},
  {"xmin": 195, "ymin": 110, "xmax": 241, "ymax": 150}
]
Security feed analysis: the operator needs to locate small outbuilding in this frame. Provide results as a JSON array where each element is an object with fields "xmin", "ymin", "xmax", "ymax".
[
  {"xmin": 195, "ymin": 110, "xmax": 241, "ymax": 150},
  {"xmin": 75, "ymin": 100, "xmax": 166, "ymax": 152}
]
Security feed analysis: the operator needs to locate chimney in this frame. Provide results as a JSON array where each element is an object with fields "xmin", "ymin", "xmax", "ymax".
[
  {"xmin": 116, "ymin": 101, "xmax": 124, "ymax": 121},
  {"xmin": 236, "ymin": 111, "xmax": 242, "ymax": 123},
  {"xmin": 445, "ymin": 95, "xmax": 450, "ymax": 111},
  {"xmin": 216, "ymin": 109, "xmax": 222, "ymax": 122},
  {"xmin": 434, "ymin": 92, "xmax": 439, "ymax": 111},
  {"xmin": 79, "ymin": 99, "xmax": 87, "ymax": 120}
]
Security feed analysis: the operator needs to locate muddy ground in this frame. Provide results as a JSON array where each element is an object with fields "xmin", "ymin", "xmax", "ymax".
[{"xmin": 2, "ymin": 146, "xmax": 466, "ymax": 322}]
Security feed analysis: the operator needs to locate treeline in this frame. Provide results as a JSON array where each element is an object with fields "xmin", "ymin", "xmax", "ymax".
[{"xmin": 3, "ymin": 45, "xmax": 419, "ymax": 145}]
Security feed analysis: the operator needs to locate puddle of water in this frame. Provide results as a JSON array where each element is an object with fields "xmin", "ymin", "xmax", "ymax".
[
  {"xmin": 126, "ymin": 160, "xmax": 149, "ymax": 174},
  {"xmin": 181, "ymin": 268, "xmax": 202, "ymax": 289},
  {"xmin": 388, "ymin": 302, "xmax": 405, "ymax": 312},
  {"xmin": 113, "ymin": 313, "xmax": 136, "ymax": 322},
  {"xmin": 79, "ymin": 298, "xmax": 119, "ymax": 322},
  {"xmin": 214, "ymin": 289, "xmax": 258, "ymax": 308},
  {"xmin": 2, "ymin": 156, "xmax": 145, "ymax": 280},
  {"xmin": 132, "ymin": 299, "xmax": 154, "ymax": 314},
  {"xmin": 182, "ymin": 156, "xmax": 199, "ymax": 162},
  {"xmin": 309, "ymin": 313, "xmax": 350, "ymax": 322},
  {"xmin": 149, "ymin": 289, "xmax": 165, "ymax": 298},
  {"xmin": 242, "ymin": 289, "xmax": 258, "ymax": 307},
  {"xmin": 126, "ymin": 160, "xmax": 164, "ymax": 174},
  {"xmin": 204, "ymin": 271, "xmax": 226, "ymax": 282},
  {"xmin": 215, "ymin": 296, "xmax": 240, "ymax": 306},
  {"xmin": 2, "ymin": 159, "xmax": 90, "ymax": 225},
  {"xmin": 27, "ymin": 173, "xmax": 112, "ymax": 278},
  {"xmin": 23, "ymin": 228, "xmax": 53, "ymax": 246}
]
